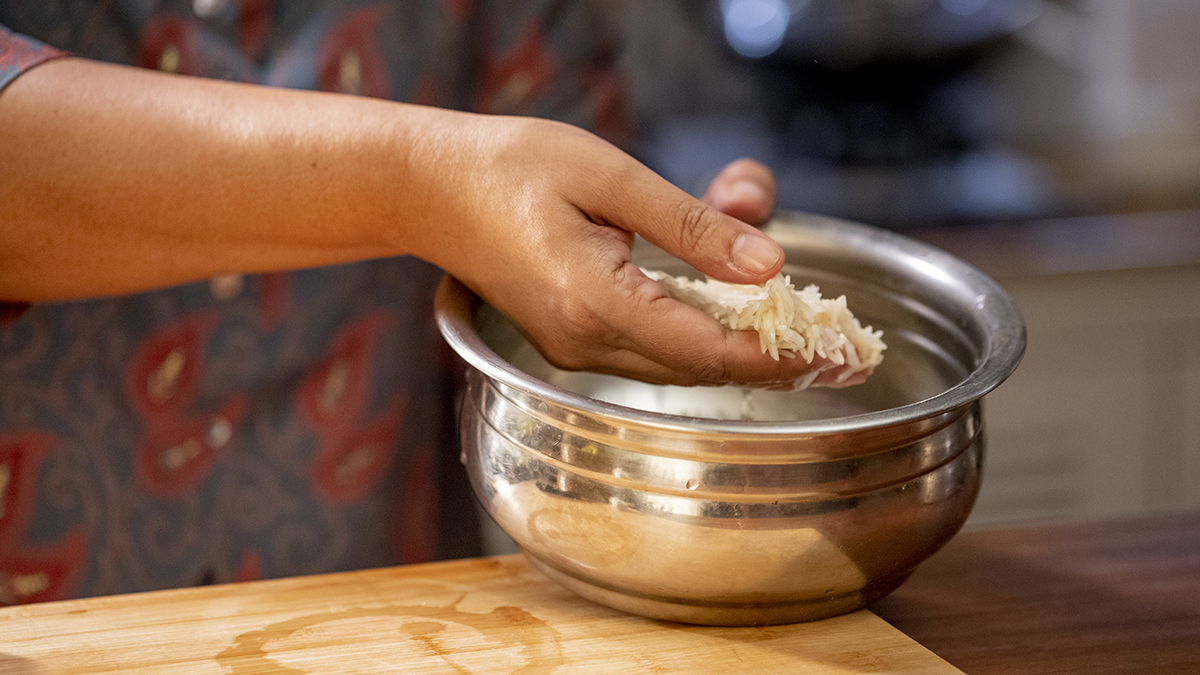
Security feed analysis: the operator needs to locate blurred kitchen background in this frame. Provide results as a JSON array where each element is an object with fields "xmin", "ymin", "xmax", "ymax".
[{"xmin": 615, "ymin": 0, "xmax": 1200, "ymax": 529}]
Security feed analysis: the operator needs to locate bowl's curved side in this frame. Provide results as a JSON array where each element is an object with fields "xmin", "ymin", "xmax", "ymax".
[{"xmin": 461, "ymin": 369, "xmax": 983, "ymax": 626}]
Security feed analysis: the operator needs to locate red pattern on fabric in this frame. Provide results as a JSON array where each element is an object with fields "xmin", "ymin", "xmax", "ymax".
[
  {"xmin": 310, "ymin": 398, "xmax": 406, "ymax": 503},
  {"xmin": 136, "ymin": 15, "xmax": 200, "ymax": 75},
  {"xmin": 585, "ymin": 67, "xmax": 632, "ymax": 150},
  {"xmin": 0, "ymin": 433, "xmax": 86, "ymax": 605},
  {"xmin": 439, "ymin": 0, "xmax": 473, "ymax": 21},
  {"xmin": 0, "ymin": 529, "xmax": 87, "ymax": 605},
  {"xmin": 234, "ymin": 550, "xmax": 261, "ymax": 583},
  {"xmin": 0, "ymin": 303, "xmax": 30, "ymax": 329},
  {"xmin": 238, "ymin": 0, "xmax": 269, "ymax": 61},
  {"xmin": 123, "ymin": 312, "xmax": 246, "ymax": 498},
  {"xmin": 256, "ymin": 272, "xmax": 290, "ymax": 332},
  {"xmin": 316, "ymin": 5, "xmax": 392, "ymax": 99},
  {"xmin": 296, "ymin": 312, "xmax": 388, "ymax": 436},
  {"xmin": 299, "ymin": 311, "xmax": 407, "ymax": 504},
  {"xmin": 410, "ymin": 73, "xmax": 438, "ymax": 107},
  {"xmin": 0, "ymin": 432, "xmax": 56, "ymax": 548},
  {"xmin": 394, "ymin": 448, "xmax": 437, "ymax": 564},
  {"xmin": 133, "ymin": 394, "xmax": 246, "ymax": 499},
  {"xmin": 1, "ymin": 0, "xmax": 620, "ymax": 599},
  {"xmin": 475, "ymin": 18, "xmax": 554, "ymax": 115},
  {"xmin": 124, "ymin": 312, "xmax": 218, "ymax": 420}
]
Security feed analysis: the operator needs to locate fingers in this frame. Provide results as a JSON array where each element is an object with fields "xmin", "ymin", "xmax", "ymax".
[
  {"xmin": 573, "ymin": 157, "xmax": 784, "ymax": 286},
  {"xmin": 701, "ymin": 158, "xmax": 777, "ymax": 226},
  {"xmin": 552, "ymin": 264, "xmax": 850, "ymax": 388},
  {"xmin": 460, "ymin": 122, "xmax": 813, "ymax": 388}
]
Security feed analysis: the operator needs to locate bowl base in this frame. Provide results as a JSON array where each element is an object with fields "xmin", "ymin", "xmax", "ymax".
[{"xmin": 523, "ymin": 550, "xmax": 907, "ymax": 627}]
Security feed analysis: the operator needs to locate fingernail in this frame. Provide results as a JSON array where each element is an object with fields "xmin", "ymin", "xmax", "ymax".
[{"xmin": 732, "ymin": 233, "xmax": 782, "ymax": 274}]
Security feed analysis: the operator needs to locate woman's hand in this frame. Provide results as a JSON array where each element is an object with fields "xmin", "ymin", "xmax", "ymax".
[{"xmin": 415, "ymin": 117, "xmax": 837, "ymax": 388}]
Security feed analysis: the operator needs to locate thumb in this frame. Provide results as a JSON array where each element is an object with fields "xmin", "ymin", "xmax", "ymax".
[
  {"xmin": 679, "ymin": 209, "xmax": 785, "ymax": 284},
  {"xmin": 644, "ymin": 197, "xmax": 784, "ymax": 285},
  {"xmin": 581, "ymin": 163, "xmax": 785, "ymax": 284}
]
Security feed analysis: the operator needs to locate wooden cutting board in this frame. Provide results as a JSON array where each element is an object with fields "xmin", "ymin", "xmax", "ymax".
[{"xmin": 0, "ymin": 554, "xmax": 961, "ymax": 674}]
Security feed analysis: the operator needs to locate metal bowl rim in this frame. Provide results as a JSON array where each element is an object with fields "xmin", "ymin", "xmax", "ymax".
[{"xmin": 435, "ymin": 213, "xmax": 1026, "ymax": 437}]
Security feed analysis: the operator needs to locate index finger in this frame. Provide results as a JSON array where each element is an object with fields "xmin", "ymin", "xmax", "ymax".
[{"xmin": 571, "ymin": 154, "xmax": 785, "ymax": 287}]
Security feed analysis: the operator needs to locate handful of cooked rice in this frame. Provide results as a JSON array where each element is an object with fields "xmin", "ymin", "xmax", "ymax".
[{"xmin": 644, "ymin": 269, "xmax": 886, "ymax": 388}]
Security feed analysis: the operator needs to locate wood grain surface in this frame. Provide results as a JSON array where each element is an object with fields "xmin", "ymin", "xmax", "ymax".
[
  {"xmin": 872, "ymin": 510, "xmax": 1200, "ymax": 674},
  {"xmin": 0, "ymin": 554, "xmax": 960, "ymax": 674}
]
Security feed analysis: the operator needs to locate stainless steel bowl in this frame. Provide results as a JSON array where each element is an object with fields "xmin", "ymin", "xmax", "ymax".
[{"xmin": 435, "ymin": 212, "xmax": 1025, "ymax": 626}]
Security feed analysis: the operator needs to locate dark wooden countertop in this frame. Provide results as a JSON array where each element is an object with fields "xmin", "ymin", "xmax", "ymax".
[{"xmin": 870, "ymin": 510, "xmax": 1200, "ymax": 674}]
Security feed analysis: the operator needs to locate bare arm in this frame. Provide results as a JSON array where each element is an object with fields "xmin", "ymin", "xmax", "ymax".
[
  {"xmin": 1, "ymin": 57, "xmax": 812, "ymax": 387},
  {"xmin": 0, "ymin": 57, "xmax": 482, "ymax": 299}
]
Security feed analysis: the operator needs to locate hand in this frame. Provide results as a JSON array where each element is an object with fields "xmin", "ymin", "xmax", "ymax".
[{"xmin": 420, "ymin": 117, "xmax": 841, "ymax": 387}]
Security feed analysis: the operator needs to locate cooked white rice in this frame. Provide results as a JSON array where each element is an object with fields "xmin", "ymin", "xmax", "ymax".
[{"xmin": 644, "ymin": 269, "xmax": 886, "ymax": 387}]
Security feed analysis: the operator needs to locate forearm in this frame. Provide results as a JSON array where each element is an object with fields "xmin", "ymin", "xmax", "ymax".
[
  {"xmin": 0, "ymin": 55, "xmax": 820, "ymax": 388},
  {"xmin": 0, "ymin": 57, "xmax": 480, "ymax": 301}
]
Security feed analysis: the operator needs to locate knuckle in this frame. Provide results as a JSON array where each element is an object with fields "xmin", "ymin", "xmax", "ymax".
[
  {"xmin": 665, "ymin": 328, "xmax": 736, "ymax": 387},
  {"xmin": 691, "ymin": 350, "xmax": 734, "ymax": 387},
  {"xmin": 540, "ymin": 298, "xmax": 605, "ymax": 372},
  {"xmin": 670, "ymin": 199, "xmax": 719, "ymax": 256}
]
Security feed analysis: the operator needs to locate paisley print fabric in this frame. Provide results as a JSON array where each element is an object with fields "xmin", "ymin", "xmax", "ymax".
[{"xmin": 0, "ymin": 1, "xmax": 628, "ymax": 604}]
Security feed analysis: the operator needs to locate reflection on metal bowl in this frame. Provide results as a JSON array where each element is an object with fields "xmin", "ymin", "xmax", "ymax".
[{"xmin": 435, "ymin": 212, "xmax": 1025, "ymax": 626}]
